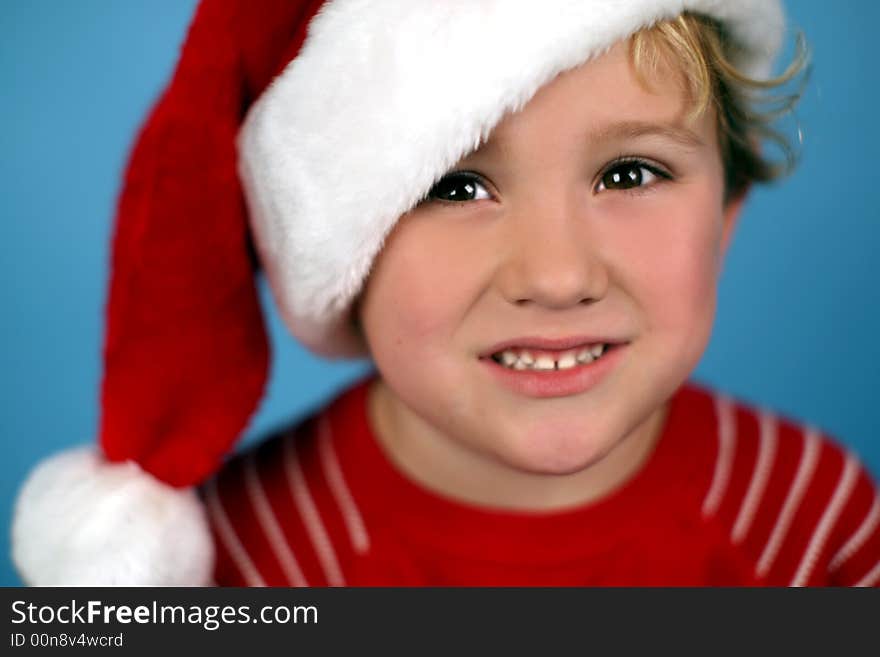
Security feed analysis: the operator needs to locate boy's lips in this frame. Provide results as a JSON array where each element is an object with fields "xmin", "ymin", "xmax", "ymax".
[{"xmin": 477, "ymin": 336, "xmax": 628, "ymax": 399}]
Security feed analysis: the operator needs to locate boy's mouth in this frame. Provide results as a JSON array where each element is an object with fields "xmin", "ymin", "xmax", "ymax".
[
  {"xmin": 479, "ymin": 336, "xmax": 626, "ymax": 371},
  {"xmin": 478, "ymin": 338, "xmax": 627, "ymax": 398},
  {"xmin": 489, "ymin": 343, "xmax": 611, "ymax": 371}
]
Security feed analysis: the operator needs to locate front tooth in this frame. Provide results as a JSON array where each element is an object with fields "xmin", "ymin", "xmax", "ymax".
[
  {"xmin": 513, "ymin": 360, "xmax": 528, "ymax": 370},
  {"xmin": 519, "ymin": 351, "xmax": 535, "ymax": 365},
  {"xmin": 590, "ymin": 343, "xmax": 605, "ymax": 358},
  {"xmin": 533, "ymin": 356, "xmax": 555, "ymax": 371},
  {"xmin": 557, "ymin": 352, "xmax": 577, "ymax": 370},
  {"xmin": 576, "ymin": 348, "xmax": 594, "ymax": 364},
  {"xmin": 500, "ymin": 350, "xmax": 518, "ymax": 366}
]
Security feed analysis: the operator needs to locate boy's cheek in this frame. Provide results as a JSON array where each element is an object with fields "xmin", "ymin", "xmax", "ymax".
[
  {"xmin": 621, "ymin": 213, "xmax": 722, "ymax": 345},
  {"xmin": 361, "ymin": 269, "xmax": 459, "ymax": 367},
  {"xmin": 644, "ymin": 254, "xmax": 719, "ymax": 334},
  {"xmin": 364, "ymin": 231, "xmax": 493, "ymax": 352},
  {"xmin": 646, "ymin": 261, "xmax": 719, "ymax": 373}
]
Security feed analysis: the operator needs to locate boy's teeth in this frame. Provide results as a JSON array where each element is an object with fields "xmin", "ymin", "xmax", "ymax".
[
  {"xmin": 533, "ymin": 356, "xmax": 555, "ymax": 371},
  {"xmin": 576, "ymin": 348, "xmax": 594, "ymax": 364},
  {"xmin": 500, "ymin": 351, "xmax": 518, "ymax": 366},
  {"xmin": 494, "ymin": 344, "xmax": 609, "ymax": 371}
]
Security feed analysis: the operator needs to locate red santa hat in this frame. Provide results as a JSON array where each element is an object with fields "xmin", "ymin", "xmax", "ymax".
[{"xmin": 12, "ymin": 0, "xmax": 785, "ymax": 585}]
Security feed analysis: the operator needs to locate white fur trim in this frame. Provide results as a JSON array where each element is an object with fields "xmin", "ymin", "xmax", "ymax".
[
  {"xmin": 12, "ymin": 446, "xmax": 214, "ymax": 586},
  {"xmin": 239, "ymin": 0, "xmax": 784, "ymax": 357}
]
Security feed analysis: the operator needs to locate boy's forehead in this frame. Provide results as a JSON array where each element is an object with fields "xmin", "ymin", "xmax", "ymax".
[{"xmin": 461, "ymin": 42, "xmax": 710, "ymax": 161}]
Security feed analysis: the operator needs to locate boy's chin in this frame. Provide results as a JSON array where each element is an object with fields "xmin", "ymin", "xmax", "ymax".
[{"xmin": 497, "ymin": 424, "xmax": 617, "ymax": 477}]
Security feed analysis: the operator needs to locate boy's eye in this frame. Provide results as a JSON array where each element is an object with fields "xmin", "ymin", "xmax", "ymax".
[
  {"xmin": 425, "ymin": 172, "xmax": 491, "ymax": 203},
  {"xmin": 596, "ymin": 161, "xmax": 667, "ymax": 192}
]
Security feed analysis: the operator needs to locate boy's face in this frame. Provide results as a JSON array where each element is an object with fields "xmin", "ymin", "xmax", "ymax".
[{"xmin": 358, "ymin": 39, "xmax": 743, "ymax": 490}]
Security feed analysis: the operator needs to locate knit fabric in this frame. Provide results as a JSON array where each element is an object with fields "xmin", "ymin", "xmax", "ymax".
[{"xmin": 201, "ymin": 377, "xmax": 880, "ymax": 586}]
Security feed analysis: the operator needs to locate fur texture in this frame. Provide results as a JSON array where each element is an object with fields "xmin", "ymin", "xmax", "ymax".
[
  {"xmin": 239, "ymin": 0, "xmax": 784, "ymax": 357},
  {"xmin": 12, "ymin": 447, "xmax": 214, "ymax": 586}
]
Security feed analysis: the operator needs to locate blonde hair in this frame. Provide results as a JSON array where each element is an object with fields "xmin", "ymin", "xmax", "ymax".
[{"xmin": 631, "ymin": 13, "xmax": 809, "ymax": 200}]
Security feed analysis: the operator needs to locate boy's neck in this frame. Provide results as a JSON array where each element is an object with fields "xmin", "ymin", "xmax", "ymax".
[{"xmin": 366, "ymin": 378, "xmax": 669, "ymax": 512}]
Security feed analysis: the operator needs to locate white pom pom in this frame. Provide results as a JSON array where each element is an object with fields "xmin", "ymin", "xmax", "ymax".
[{"xmin": 12, "ymin": 446, "xmax": 215, "ymax": 586}]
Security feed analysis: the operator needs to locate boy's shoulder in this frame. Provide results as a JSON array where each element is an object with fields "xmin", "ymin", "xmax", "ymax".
[
  {"xmin": 681, "ymin": 380, "xmax": 879, "ymax": 585},
  {"xmin": 199, "ymin": 379, "xmax": 372, "ymax": 586},
  {"xmin": 678, "ymin": 379, "xmax": 867, "ymax": 496}
]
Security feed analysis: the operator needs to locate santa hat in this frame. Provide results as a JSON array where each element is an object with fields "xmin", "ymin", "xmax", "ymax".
[{"xmin": 12, "ymin": 0, "xmax": 785, "ymax": 585}]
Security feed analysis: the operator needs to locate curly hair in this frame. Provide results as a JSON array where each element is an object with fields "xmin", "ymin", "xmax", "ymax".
[{"xmin": 632, "ymin": 12, "xmax": 809, "ymax": 200}]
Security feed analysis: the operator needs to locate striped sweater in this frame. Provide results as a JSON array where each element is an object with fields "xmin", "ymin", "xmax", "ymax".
[{"xmin": 201, "ymin": 376, "xmax": 880, "ymax": 586}]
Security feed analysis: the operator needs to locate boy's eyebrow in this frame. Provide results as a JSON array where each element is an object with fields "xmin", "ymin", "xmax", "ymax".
[
  {"xmin": 473, "ymin": 120, "xmax": 705, "ymax": 160},
  {"xmin": 589, "ymin": 120, "xmax": 705, "ymax": 149}
]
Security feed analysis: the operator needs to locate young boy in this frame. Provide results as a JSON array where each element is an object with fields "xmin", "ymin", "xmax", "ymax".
[{"xmin": 12, "ymin": 0, "xmax": 880, "ymax": 586}]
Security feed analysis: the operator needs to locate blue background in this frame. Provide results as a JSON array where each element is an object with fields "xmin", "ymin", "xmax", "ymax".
[{"xmin": 2, "ymin": 1, "xmax": 878, "ymax": 586}]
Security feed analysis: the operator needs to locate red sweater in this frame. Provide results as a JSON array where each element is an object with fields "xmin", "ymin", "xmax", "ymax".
[{"xmin": 201, "ymin": 377, "xmax": 880, "ymax": 586}]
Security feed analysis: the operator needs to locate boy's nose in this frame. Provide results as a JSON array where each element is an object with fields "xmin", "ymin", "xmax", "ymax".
[{"xmin": 494, "ymin": 202, "xmax": 609, "ymax": 310}]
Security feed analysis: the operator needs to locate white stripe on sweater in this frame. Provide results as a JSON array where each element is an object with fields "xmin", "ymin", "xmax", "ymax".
[
  {"xmin": 854, "ymin": 560, "xmax": 880, "ymax": 587},
  {"xmin": 732, "ymin": 411, "xmax": 778, "ymax": 544},
  {"xmin": 243, "ymin": 453, "xmax": 309, "ymax": 587},
  {"xmin": 790, "ymin": 452, "xmax": 860, "ymax": 586},
  {"xmin": 283, "ymin": 433, "xmax": 346, "ymax": 586},
  {"xmin": 756, "ymin": 428, "xmax": 821, "ymax": 578},
  {"xmin": 204, "ymin": 477, "xmax": 266, "ymax": 587},
  {"xmin": 702, "ymin": 394, "xmax": 736, "ymax": 517},
  {"xmin": 829, "ymin": 495, "xmax": 880, "ymax": 573},
  {"xmin": 318, "ymin": 414, "xmax": 370, "ymax": 554}
]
